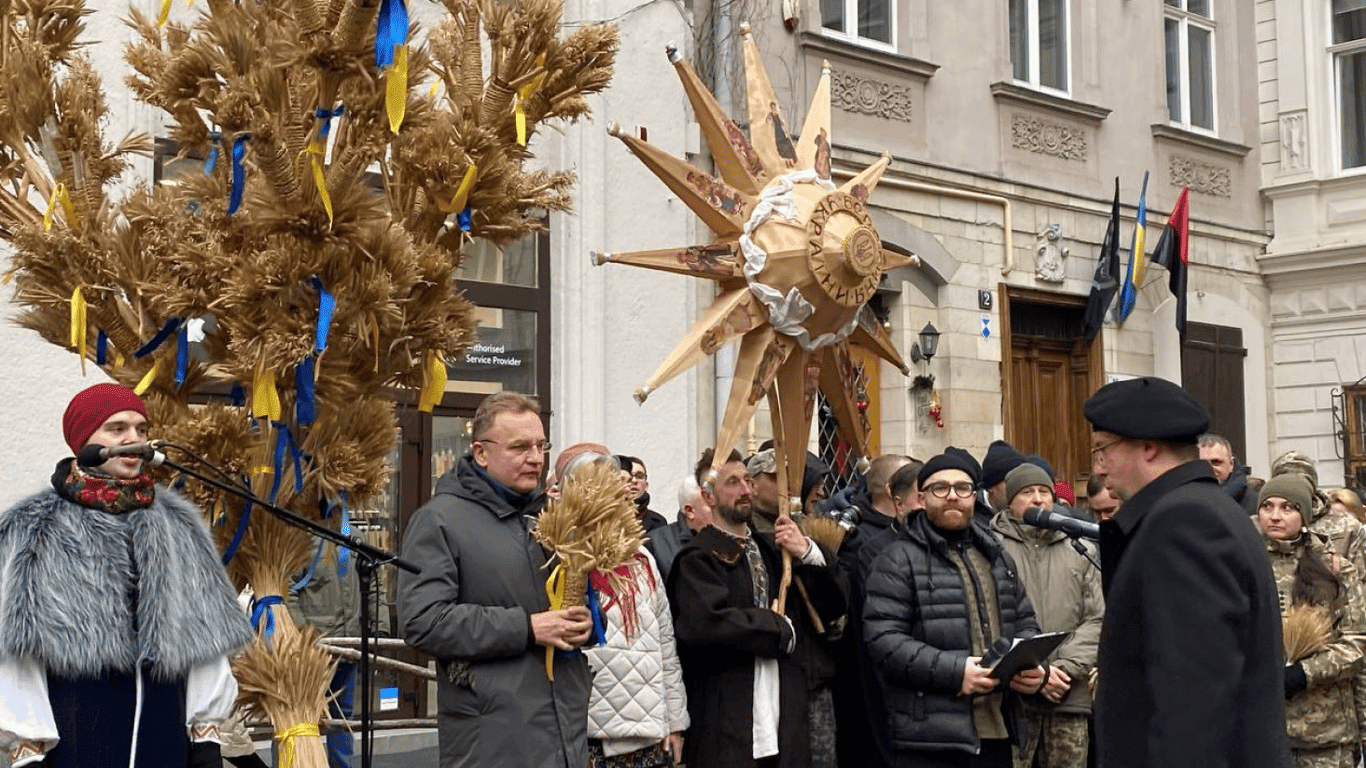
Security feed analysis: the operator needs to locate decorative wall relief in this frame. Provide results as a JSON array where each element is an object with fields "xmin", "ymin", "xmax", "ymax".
[
  {"xmin": 1010, "ymin": 114, "xmax": 1087, "ymax": 161},
  {"xmin": 1279, "ymin": 111, "xmax": 1308, "ymax": 173},
  {"xmin": 1034, "ymin": 223, "xmax": 1069, "ymax": 283},
  {"xmin": 1169, "ymin": 155, "xmax": 1231, "ymax": 197},
  {"xmin": 831, "ymin": 70, "xmax": 914, "ymax": 122}
]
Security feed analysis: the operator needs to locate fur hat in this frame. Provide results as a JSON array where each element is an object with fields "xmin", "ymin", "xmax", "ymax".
[
  {"xmin": 62, "ymin": 383, "xmax": 148, "ymax": 454},
  {"xmin": 981, "ymin": 440, "xmax": 1027, "ymax": 488},
  {"xmin": 1272, "ymin": 450, "xmax": 1319, "ymax": 490},
  {"xmin": 919, "ymin": 446, "xmax": 982, "ymax": 489},
  {"xmin": 1258, "ymin": 473, "xmax": 1313, "ymax": 519},
  {"xmin": 1005, "ymin": 463, "xmax": 1053, "ymax": 506}
]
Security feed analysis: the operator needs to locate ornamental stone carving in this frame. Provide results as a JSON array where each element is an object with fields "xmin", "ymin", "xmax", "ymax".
[
  {"xmin": 1169, "ymin": 155, "xmax": 1231, "ymax": 197},
  {"xmin": 831, "ymin": 71, "xmax": 913, "ymax": 122},
  {"xmin": 1010, "ymin": 114, "xmax": 1087, "ymax": 161},
  {"xmin": 1279, "ymin": 111, "xmax": 1308, "ymax": 172},
  {"xmin": 1034, "ymin": 223, "xmax": 1069, "ymax": 283}
]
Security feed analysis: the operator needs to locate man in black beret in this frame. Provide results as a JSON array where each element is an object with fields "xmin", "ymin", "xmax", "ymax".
[{"xmin": 1084, "ymin": 376, "xmax": 1290, "ymax": 768}]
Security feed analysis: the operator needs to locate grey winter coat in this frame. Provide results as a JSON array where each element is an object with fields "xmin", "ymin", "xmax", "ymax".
[
  {"xmin": 398, "ymin": 457, "xmax": 589, "ymax": 768},
  {"xmin": 989, "ymin": 512, "xmax": 1103, "ymax": 714}
]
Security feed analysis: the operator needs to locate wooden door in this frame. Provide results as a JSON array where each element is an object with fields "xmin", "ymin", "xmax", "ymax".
[
  {"xmin": 1182, "ymin": 322, "xmax": 1248, "ymax": 468},
  {"xmin": 1001, "ymin": 287, "xmax": 1102, "ymax": 499}
]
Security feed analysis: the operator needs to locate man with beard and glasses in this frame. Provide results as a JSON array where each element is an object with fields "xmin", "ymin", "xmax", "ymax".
[{"xmin": 667, "ymin": 448, "xmax": 844, "ymax": 768}]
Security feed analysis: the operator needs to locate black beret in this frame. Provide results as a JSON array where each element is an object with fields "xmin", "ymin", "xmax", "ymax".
[
  {"xmin": 1083, "ymin": 376, "xmax": 1210, "ymax": 442},
  {"xmin": 981, "ymin": 440, "xmax": 1027, "ymax": 488},
  {"xmin": 918, "ymin": 446, "xmax": 982, "ymax": 489}
]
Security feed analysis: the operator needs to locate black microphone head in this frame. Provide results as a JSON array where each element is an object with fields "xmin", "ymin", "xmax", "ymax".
[
  {"xmin": 76, "ymin": 443, "xmax": 108, "ymax": 468},
  {"xmin": 1021, "ymin": 506, "xmax": 1051, "ymax": 527}
]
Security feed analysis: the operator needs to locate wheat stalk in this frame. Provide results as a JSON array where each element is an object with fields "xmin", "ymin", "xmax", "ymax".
[
  {"xmin": 1283, "ymin": 603, "xmax": 1334, "ymax": 665},
  {"xmin": 533, "ymin": 460, "xmax": 641, "ymax": 606}
]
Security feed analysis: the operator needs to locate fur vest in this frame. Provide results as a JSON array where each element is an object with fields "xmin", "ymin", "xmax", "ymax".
[{"xmin": 0, "ymin": 486, "xmax": 253, "ymax": 681}]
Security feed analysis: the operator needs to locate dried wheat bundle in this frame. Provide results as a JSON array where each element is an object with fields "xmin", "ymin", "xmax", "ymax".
[
  {"xmin": 798, "ymin": 515, "xmax": 847, "ymax": 554},
  {"xmin": 533, "ymin": 460, "xmax": 642, "ymax": 607},
  {"xmin": 1283, "ymin": 603, "xmax": 1334, "ymax": 665},
  {"xmin": 234, "ymin": 617, "xmax": 334, "ymax": 768}
]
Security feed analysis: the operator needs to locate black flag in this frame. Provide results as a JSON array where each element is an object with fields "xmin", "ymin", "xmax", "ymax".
[{"xmin": 1083, "ymin": 178, "xmax": 1121, "ymax": 342}]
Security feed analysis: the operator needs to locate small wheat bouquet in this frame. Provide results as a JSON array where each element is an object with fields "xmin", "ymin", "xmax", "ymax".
[
  {"xmin": 798, "ymin": 515, "xmax": 848, "ymax": 554},
  {"xmin": 532, "ymin": 460, "xmax": 643, "ymax": 678},
  {"xmin": 1283, "ymin": 603, "xmax": 1334, "ymax": 664}
]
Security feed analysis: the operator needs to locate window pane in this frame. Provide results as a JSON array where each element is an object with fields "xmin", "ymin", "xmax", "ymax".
[
  {"xmin": 857, "ymin": 0, "xmax": 891, "ymax": 43},
  {"xmin": 1334, "ymin": 0, "xmax": 1366, "ymax": 44},
  {"xmin": 456, "ymin": 232, "xmax": 539, "ymax": 287},
  {"xmin": 445, "ymin": 307, "xmax": 538, "ymax": 395},
  {"xmin": 1188, "ymin": 25, "xmax": 1214, "ymax": 129},
  {"xmin": 1341, "ymin": 50, "xmax": 1366, "ymax": 168},
  {"xmin": 1165, "ymin": 18, "xmax": 1183, "ymax": 123},
  {"xmin": 1010, "ymin": 0, "xmax": 1030, "ymax": 81},
  {"xmin": 1039, "ymin": 0, "xmax": 1068, "ymax": 90},
  {"xmin": 1164, "ymin": 0, "xmax": 1181, "ymax": 7},
  {"xmin": 431, "ymin": 416, "xmax": 472, "ymax": 495},
  {"xmin": 822, "ymin": 0, "xmax": 845, "ymax": 32},
  {"xmin": 1187, "ymin": 0, "xmax": 1210, "ymax": 17}
]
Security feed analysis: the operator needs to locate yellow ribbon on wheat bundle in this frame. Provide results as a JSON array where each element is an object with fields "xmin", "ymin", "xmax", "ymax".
[
  {"xmin": 275, "ymin": 723, "xmax": 320, "ymax": 768},
  {"xmin": 44, "ymin": 184, "xmax": 76, "ymax": 231},
  {"xmin": 387, "ymin": 45, "xmax": 408, "ymax": 134},
  {"xmin": 417, "ymin": 350, "xmax": 447, "ymax": 412},
  {"xmin": 543, "ymin": 562, "xmax": 566, "ymax": 681},
  {"xmin": 69, "ymin": 285, "xmax": 87, "ymax": 375}
]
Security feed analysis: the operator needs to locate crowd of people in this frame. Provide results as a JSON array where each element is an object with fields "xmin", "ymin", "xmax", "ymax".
[{"xmin": 8, "ymin": 379, "xmax": 1366, "ymax": 768}]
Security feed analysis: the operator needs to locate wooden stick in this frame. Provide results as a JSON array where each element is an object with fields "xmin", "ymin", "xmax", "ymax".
[{"xmin": 317, "ymin": 644, "xmax": 437, "ymax": 680}]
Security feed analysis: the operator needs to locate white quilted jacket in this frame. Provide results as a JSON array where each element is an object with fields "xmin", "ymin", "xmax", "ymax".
[{"xmin": 584, "ymin": 548, "xmax": 689, "ymax": 753}]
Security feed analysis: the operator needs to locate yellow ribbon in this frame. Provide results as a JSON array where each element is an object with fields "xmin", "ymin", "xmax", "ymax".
[
  {"xmin": 417, "ymin": 350, "xmax": 447, "ymax": 412},
  {"xmin": 252, "ymin": 365, "xmax": 281, "ymax": 421},
  {"xmin": 134, "ymin": 358, "xmax": 161, "ymax": 396},
  {"xmin": 440, "ymin": 165, "xmax": 478, "ymax": 214},
  {"xmin": 157, "ymin": 0, "xmax": 172, "ymax": 26},
  {"xmin": 515, "ymin": 58, "xmax": 548, "ymax": 146},
  {"xmin": 386, "ymin": 45, "xmax": 408, "ymax": 134},
  {"xmin": 543, "ymin": 563, "xmax": 566, "ymax": 681},
  {"xmin": 369, "ymin": 312, "xmax": 380, "ymax": 373},
  {"xmin": 275, "ymin": 723, "xmax": 320, "ymax": 768},
  {"xmin": 311, "ymin": 151, "xmax": 333, "ymax": 226},
  {"xmin": 69, "ymin": 284, "xmax": 87, "ymax": 375},
  {"xmin": 2, "ymin": 268, "xmax": 16, "ymax": 284},
  {"xmin": 43, "ymin": 184, "xmax": 76, "ymax": 231}
]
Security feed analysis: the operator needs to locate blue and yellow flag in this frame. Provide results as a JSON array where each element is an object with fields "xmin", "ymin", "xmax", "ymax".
[{"xmin": 1116, "ymin": 170, "xmax": 1149, "ymax": 324}]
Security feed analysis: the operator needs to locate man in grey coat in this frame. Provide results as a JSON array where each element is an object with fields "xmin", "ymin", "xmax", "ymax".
[{"xmin": 398, "ymin": 392, "xmax": 594, "ymax": 768}]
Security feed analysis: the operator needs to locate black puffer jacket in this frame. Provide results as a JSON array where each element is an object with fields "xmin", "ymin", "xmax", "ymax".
[{"xmin": 863, "ymin": 512, "xmax": 1039, "ymax": 757}]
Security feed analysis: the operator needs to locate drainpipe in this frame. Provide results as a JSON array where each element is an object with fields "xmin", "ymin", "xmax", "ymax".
[{"xmin": 712, "ymin": 2, "xmax": 736, "ymax": 438}]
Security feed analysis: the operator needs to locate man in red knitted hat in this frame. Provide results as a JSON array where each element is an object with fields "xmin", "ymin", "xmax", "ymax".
[{"xmin": 0, "ymin": 382, "xmax": 253, "ymax": 768}]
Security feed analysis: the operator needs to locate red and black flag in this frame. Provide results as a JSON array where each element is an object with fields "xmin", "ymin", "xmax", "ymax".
[
  {"xmin": 1149, "ymin": 186, "xmax": 1190, "ymax": 339},
  {"xmin": 1083, "ymin": 178, "xmax": 1122, "ymax": 342}
]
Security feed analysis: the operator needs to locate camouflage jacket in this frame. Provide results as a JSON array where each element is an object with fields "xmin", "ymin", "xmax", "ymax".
[
  {"xmin": 1265, "ymin": 531, "xmax": 1366, "ymax": 749},
  {"xmin": 1305, "ymin": 491, "xmax": 1366, "ymax": 734}
]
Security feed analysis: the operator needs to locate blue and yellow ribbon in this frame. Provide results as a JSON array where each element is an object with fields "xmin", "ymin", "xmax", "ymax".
[
  {"xmin": 376, "ymin": 0, "xmax": 409, "ymax": 133},
  {"xmin": 440, "ymin": 165, "xmax": 478, "ymax": 214}
]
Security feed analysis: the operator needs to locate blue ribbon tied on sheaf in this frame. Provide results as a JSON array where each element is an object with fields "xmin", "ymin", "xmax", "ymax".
[
  {"xmin": 315, "ymin": 105, "xmax": 345, "ymax": 142},
  {"xmin": 267, "ymin": 421, "xmax": 307, "ymax": 504},
  {"xmin": 175, "ymin": 324, "xmax": 189, "ymax": 387},
  {"xmin": 375, "ymin": 0, "xmax": 408, "ymax": 70},
  {"xmin": 310, "ymin": 276, "xmax": 334, "ymax": 354},
  {"xmin": 133, "ymin": 317, "xmax": 182, "ymax": 359},
  {"xmin": 250, "ymin": 594, "xmax": 285, "ymax": 644},
  {"xmin": 295, "ymin": 356, "xmax": 316, "ymax": 425},
  {"xmin": 586, "ymin": 582, "xmax": 607, "ymax": 646},
  {"xmin": 228, "ymin": 134, "xmax": 249, "ymax": 215},
  {"xmin": 203, "ymin": 132, "xmax": 221, "ymax": 176},
  {"xmin": 458, "ymin": 206, "xmax": 472, "ymax": 231},
  {"xmin": 95, "ymin": 329, "xmax": 108, "ymax": 366},
  {"xmin": 221, "ymin": 480, "xmax": 253, "ymax": 566}
]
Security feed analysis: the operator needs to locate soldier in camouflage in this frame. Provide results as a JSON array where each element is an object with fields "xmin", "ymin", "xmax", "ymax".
[
  {"xmin": 1272, "ymin": 449, "xmax": 1366, "ymax": 759},
  {"xmin": 1257, "ymin": 473, "xmax": 1366, "ymax": 768}
]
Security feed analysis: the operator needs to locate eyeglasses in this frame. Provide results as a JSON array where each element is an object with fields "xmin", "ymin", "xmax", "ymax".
[
  {"xmin": 924, "ymin": 482, "xmax": 976, "ymax": 499},
  {"xmin": 478, "ymin": 439, "xmax": 552, "ymax": 456},
  {"xmin": 1091, "ymin": 438, "xmax": 1125, "ymax": 465}
]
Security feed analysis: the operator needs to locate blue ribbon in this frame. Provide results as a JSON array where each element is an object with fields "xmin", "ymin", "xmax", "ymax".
[
  {"xmin": 133, "ymin": 317, "xmax": 182, "ymax": 358},
  {"xmin": 291, "ymin": 538, "xmax": 326, "ymax": 593},
  {"xmin": 174, "ymin": 324, "xmax": 189, "ymax": 387},
  {"xmin": 267, "ymin": 422, "xmax": 306, "ymax": 503},
  {"xmin": 221, "ymin": 493, "xmax": 252, "ymax": 566},
  {"xmin": 458, "ymin": 206, "xmax": 472, "ymax": 231},
  {"xmin": 375, "ymin": 0, "xmax": 408, "ymax": 70},
  {"xmin": 228, "ymin": 134, "xmax": 249, "ymax": 215},
  {"xmin": 203, "ymin": 132, "xmax": 221, "ymax": 176},
  {"xmin": 230, "ymin": 382, "xmax": 246, "ymax": 407},
  {"xmin": 585, "ymin": 581, "xmax": 607, "ymax": 646},
  {"xmin": 315, "ymin": 105, "xmax": 345, "ymax": 141},
  {"xmin": 310, "ymin": 276, "xmax": 334, "ymax": 354},
  {"xmin": 250, "ymin": 595, "xmax": 284, "ymax": 644},
  {"xmin": 337, "ymin": 493, "xmax": 351, "ymax": 576},
  {"xmin": 295, "ymin": 356, "xmax": 316, "ymax": 425},
  {"xmin": 95, "ymin": 329, "xmax": 108, "ymax": 365}
]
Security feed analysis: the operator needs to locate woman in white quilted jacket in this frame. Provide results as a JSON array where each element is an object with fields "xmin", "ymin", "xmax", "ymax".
[{"xmin": 562, "ymin": 450, "xmax": 689, "ymax": 768}]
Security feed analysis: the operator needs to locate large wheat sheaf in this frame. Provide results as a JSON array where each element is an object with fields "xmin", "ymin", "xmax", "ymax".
[{"xmin": 0, "ymin": 0, "xmax": 615, "ymax": 761}]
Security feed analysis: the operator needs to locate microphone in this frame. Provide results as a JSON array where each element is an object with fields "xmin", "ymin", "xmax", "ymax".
[
  {"xmin": 76, "ymin": 441, "xmax": 167, "ymax": 468},
  {"xmin": 1022, "ymin": 506, "xmax": 1099, "ymax": 541}
]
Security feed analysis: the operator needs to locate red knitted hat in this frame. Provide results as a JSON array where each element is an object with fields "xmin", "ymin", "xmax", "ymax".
[
  {"xmin": 1054, "ymin": 481, "xmax": 1076, "ymax": 507},
  {"xmin": 62, "ymin": 383, "xmax": 148, "ymax": 453}
]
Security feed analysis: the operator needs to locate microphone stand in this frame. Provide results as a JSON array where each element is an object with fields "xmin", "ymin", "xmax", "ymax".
[
  {"xmin": 1067, "ymin": 535, "xmax": 1102, "ymax": 571},
  {"xmin": 157, "ymin": 451, "xmax": 419, "ymax": 768}
]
